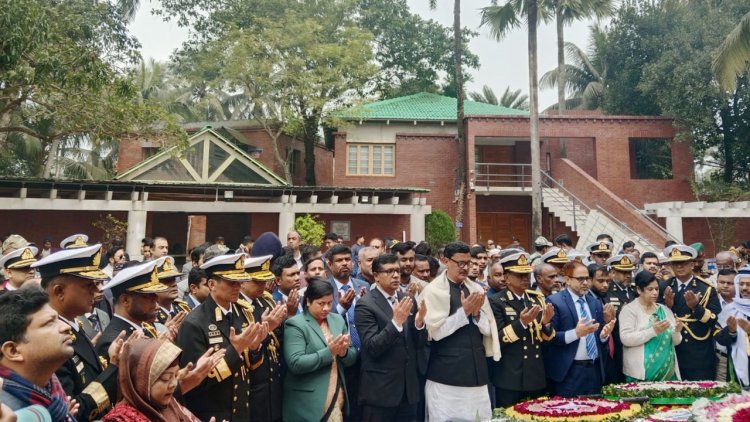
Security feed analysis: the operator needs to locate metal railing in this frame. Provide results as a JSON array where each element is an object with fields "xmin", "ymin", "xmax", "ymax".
[
  {"xmin": 540, "ymin": 171, "xmax": 663, "ymax": 251},
  {"xmin": 623, "ymin": 199, "xmax": 682, "ymax": 243},
  {"xmin": 474, "ymin": 163, "xmax": 532, "ymax": 189},
  {"xmin": 541, "ymin": 171, "xmax": 590, "ymax": 232}
]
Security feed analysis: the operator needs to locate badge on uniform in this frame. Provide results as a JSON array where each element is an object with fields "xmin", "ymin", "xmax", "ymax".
[{"xmin": 208, "ymin": 323, "xmax": 223, "ymax": 345}]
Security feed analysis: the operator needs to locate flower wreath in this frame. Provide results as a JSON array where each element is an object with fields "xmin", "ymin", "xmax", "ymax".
[{"xmin": 502, "ymin": 396, "xmax": 641, "ymax": 421}]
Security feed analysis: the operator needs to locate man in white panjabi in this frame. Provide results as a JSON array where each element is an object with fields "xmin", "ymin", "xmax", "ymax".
[{"xmin": 420, "ymin": 241, "xmax": 501, "ymax": 421}]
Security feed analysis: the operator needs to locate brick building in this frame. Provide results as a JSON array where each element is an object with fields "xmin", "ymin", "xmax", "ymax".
[{"xmin": 4, "ymin": 92, "xmax": 732, "ymax": 257}]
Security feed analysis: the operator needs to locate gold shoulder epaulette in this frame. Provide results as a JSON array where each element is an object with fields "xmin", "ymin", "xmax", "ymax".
[
  {"xmin": 694, "ymin": 276, "xmax": 712, "ymax": 287},
  {"xmin": 526, "ymin": 289, "xmax": 543, "ymax": 296},
  {"xmin": 263, "ymin": 291, "xmax": 274, "ymax": 301},
  {"xmin": 236, "ymin": 298, "xmax": 253, "ymax": 309},
  {"xmin": 175, "ymin": 298, "xmax": 187, "ymax": 305}
]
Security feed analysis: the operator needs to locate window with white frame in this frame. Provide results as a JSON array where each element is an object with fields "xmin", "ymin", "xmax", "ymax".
[{"xmin": 346, "ymin": 144, "xmax": 394, "ymax": 176}]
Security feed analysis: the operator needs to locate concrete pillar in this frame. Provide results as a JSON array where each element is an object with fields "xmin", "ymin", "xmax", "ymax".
[
  {"xmin": 410, "ymin": 206, "xmax": 427, "ymax": 242},
  {"xmin": 665, "ymin": 216, "xmax": 684, "ymax": 243},
  {"xmin": 187, "ymin": 215, "xmax": 207, "ymax": 251},
  {"xmin": 126, "ymin": 210, "xmax": 147, "ymax": 260},
  {"xmin": 278, "ymin": 205, "xmax": 295, "ymax": 239}
]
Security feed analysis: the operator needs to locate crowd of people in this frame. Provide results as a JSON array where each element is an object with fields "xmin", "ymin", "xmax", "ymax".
[{"xmin": 0, "ymin": 230, "xmax": 749, "ymax": 422}]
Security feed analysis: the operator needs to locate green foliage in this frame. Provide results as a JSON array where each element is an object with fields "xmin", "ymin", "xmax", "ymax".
[
  {"xmin": 600, "ymin": 0, "xmax": 750, "ymax": 186},
  {"xmin": 470, "ymin": 85, "xmax": 529, "ymax": 110},
  {"xmin": 295, "ymin": 214, "xmax": 326, "ymax": 247},
  {"xmin": 167, "ymin": 0, "xmax": 376, "ymax": 185},
  {"xmin": 358, "ymin": 0, "xmax": 479, "ymax": 99},
  {"xmin": 92, "ymin": 213, "xmax": 128, "ymax": 250},
  {"xmin": 425, "ymin": 210, "xmax": 456, "ymax": 249},
  {"xmin": 0, "ymin": 0, "xmax": 186, "ymax": 179}
]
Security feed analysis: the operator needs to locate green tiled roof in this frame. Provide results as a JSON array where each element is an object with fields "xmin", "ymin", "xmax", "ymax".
[{"xmin": 337, "ymin": 92, "xmax": 528, "ymax": 121}]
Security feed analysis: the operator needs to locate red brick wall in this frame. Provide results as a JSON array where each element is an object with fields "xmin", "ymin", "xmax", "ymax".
[
  {"xmin": 333, "ymin": 133, "xmax": 459, "ymax": 220},
  {"xmin": 555, "ymin": 159, "xmax": 667, "ymax": 246},
  {"xmin": 0, "ymin": 210, "xmax": 128, "ymax": 247},
  {"xmin": 251, "ymin": 214, "xmax": 279, "ymax": 240},
  {"xmin": 542, "ymin": 208, "xmax": 579, "ymax": 246},
  {"xmin": 117, "ymin": 136, "xmax": 147, "ymax": 173}
]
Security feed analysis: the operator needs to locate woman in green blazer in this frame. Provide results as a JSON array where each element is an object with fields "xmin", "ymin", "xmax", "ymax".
[{"xmin": 283, "ymin": 277, "xmax": 358, "ymax": 422}]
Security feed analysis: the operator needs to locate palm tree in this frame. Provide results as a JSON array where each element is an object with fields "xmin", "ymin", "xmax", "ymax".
[
  {"xmin": 713, "ymin": 12, "xmax": 750, "ymax": 91},
  {"xmin": 429, "ymin": 0, "xmax": 468, "ymax": 239},
  {"xmin": 553, "ymin": 0, "xmax": 614, "ymax": 115},
  {"xmin": 482, "ymin": 0, "xmax": 551, "ymax": 238},
  {"xmin": 470, "ymin": 85, "xmax": 530, "ymax": 110},
  {"xmin": 540, "ymin": 27, "xmax": 608, "ymax": 109}
]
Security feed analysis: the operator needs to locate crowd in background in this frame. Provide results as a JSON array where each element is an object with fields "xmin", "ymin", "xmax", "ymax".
[{"xmin": 0, "ymin": 230, "xmax": 749, "ymax": 421}]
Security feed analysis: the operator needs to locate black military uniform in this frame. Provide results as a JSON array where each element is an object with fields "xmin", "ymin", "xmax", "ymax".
[
  {"xmin": 601, "ymin": 254, "xmax": 638, "ymax": 384},
  {"xmin": 156, "ymin": 299, "xmax": 191, "ymax": 323},
  {"xmin": 176, "ymin": 253, "xmax": 262, "ymax": 421},
  {"xmin": 241, "ymin": 256, "xmax": 285, "ymax": 422},
  {"xmin": 57, "ymin": 319, "xmax": 118, "ymax": 421},
  {"xmin": 155, "ymin": 256, "xmax": 190, "ymax": 324},
  {"xmin": 490, "ymin": 253, "xmax": 554, "ymax": 407},
  {"xmin": 658, "ymin": 245, "xmax": 721, "ymax": 381},
  {"xmin": 96, "ymin": 260, "xmax": 169, "ymax": 358},
  {"xmin": 30, "ymin": 243, "xmax": 119, "ymax": 422}
]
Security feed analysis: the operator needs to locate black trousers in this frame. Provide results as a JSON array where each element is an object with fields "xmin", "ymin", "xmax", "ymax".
[
  {"xmin": 361, "ymin": 392, "xmax": 416, "ymax": 422},
  {"xmin": 344, "ymin": 360, "xmax": 362, "ymax": 422}
]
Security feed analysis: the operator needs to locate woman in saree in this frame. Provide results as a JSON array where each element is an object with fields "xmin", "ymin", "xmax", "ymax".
[
  {"xmin": 620, "ymin": 271, "xmax": 683, "ymax": 381},
  {"xmin": 102, "ymin": 338, "xmax": 200, "ymax": 422}
]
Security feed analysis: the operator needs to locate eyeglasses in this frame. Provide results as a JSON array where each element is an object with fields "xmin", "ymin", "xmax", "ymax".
[
  {"xmin": 449, "ymin": 258, "xmax": 471, "ymax": 269},
  {"xmin": 375, "ymin": 268, "xmax": 400, "ymax": 276},
  {"xmin": 570, "ymin": 276, "xmax": 591, "ymax": 283}
]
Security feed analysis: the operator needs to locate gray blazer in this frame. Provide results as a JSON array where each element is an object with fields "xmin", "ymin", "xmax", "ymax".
[{"xmin": 75, "ymin": 307, "xmax": 111, "ymax": 341}]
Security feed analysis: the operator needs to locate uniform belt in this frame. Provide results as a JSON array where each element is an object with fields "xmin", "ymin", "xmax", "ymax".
[{"xmin": 574, "ymin": 359, "xmax": 597, "ymax": 367}]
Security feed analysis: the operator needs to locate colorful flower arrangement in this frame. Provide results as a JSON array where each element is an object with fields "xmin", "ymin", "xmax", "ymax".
[
  {"xmin": 602, "ymin": 380, "xmax": 741, "ymax": 403},
  {"xmin": 691, "ymin": 393, "xmax": 750, "ymax": 422},
  {"xmin": 638, "ymin": 408, "xmax": 692, "ymax": 422},
  {"xmin": 501, "ymin": 396, "xmax": 641, "ymax": 421}
]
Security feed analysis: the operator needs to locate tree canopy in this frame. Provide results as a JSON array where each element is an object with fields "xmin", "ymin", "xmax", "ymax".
[{"xmin": 0, "ymin": 0, "xmax": 184, "ymax": 178}]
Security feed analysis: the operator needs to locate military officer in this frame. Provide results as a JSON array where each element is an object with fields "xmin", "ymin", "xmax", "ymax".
[
  {"xmin": 240, "ymin": 255, "xmax": 287, "ymax": 422},
  {"xmin": 176, "ymin": 253, "xmax": 268, "ymax": 421},
  {"xmin": 602, "ymin": 254, "xmax": 637, "ymax": 384},
  {"xmin": 490, "ymin": 252, "xmax": 555, "ymax": 407},
  {"xmin": 32, "ymin": 244, "xmax": 121, "ymax": 422},
  {"xmin": 60, "ymin": 233, "xmax": 90, "ymax": 249},
  {"xmin": 0, "ymin": 246, "xmax": 38, "ymax": 290},
  {"xmin": 155, "ymin": 256, "xmax": 190, "ymax": 324},
  {"xmin": 96, "ymin": 259, "xmax": 170, "ymax": 358},
  {"xmin": 587, "ymin": 240, "xmax": 614, "ymax": 266},
  {"xmin": 659, "ymin": 244, "xmax": 722, "ymax": 380}
]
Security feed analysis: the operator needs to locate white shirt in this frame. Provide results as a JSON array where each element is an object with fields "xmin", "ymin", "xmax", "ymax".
[
  {"xmin": 188, "ymin": 294, "xmax": 202, "ymax": 307},
  {"xmin": 334, "ymin": 278, "xmax": 360, "ymax": 315},
  {"xmin": 376, "ymin": 285, "xmax": 403, "ymax": 332},
  {"xmin": 564, "ymin": 289, "xmax": 606, "ymax": 360}
]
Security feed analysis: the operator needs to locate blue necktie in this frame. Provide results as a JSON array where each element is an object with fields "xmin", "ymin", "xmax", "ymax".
[
  {"xmin": 577, "ymin": 297, "xmax": 598, "ymax": 360},
  {"xmin": 340, "ymin": 284, "xmax": 361, "ymax": 349}
]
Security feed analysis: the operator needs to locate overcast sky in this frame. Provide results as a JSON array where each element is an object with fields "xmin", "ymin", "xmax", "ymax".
[{"xmin": 129, "ymin": 1, "xmax": 598, "ymax": 109}]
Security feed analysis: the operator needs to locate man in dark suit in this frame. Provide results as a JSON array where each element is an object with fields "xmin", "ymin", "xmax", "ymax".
[
  {"xmin": 355, "ymin": 254, "xmax": 427, "ymax": 421},
  {"xmin": 186, "ymin": 267, "xmax": 210, "ymax": 309},
  {"xmin": 33, "ymin": 244, "xmax": 121, "ymax": 422},
  {"xmin": 658, "ymin": 244, "xmax": 721, "ymax": 380},
  {"xmin": 544, "ymin": 260, "xmax": 616, "ymax": 397},
  {"xmin": 327, "ymin": 244, "xmax": 369, "ymax": 421},
  {"xmin": 176, "ymin": 253, "xmax": 268, "ymax": 421},
  {"xmin": 490, "ymin": 252, "xmax": 555, "ymax": 407}
]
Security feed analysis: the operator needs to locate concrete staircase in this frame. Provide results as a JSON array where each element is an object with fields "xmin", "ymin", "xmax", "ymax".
[{"xmin": 542, "ymin": 186, "xmax": 662, "ymax": 253}]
